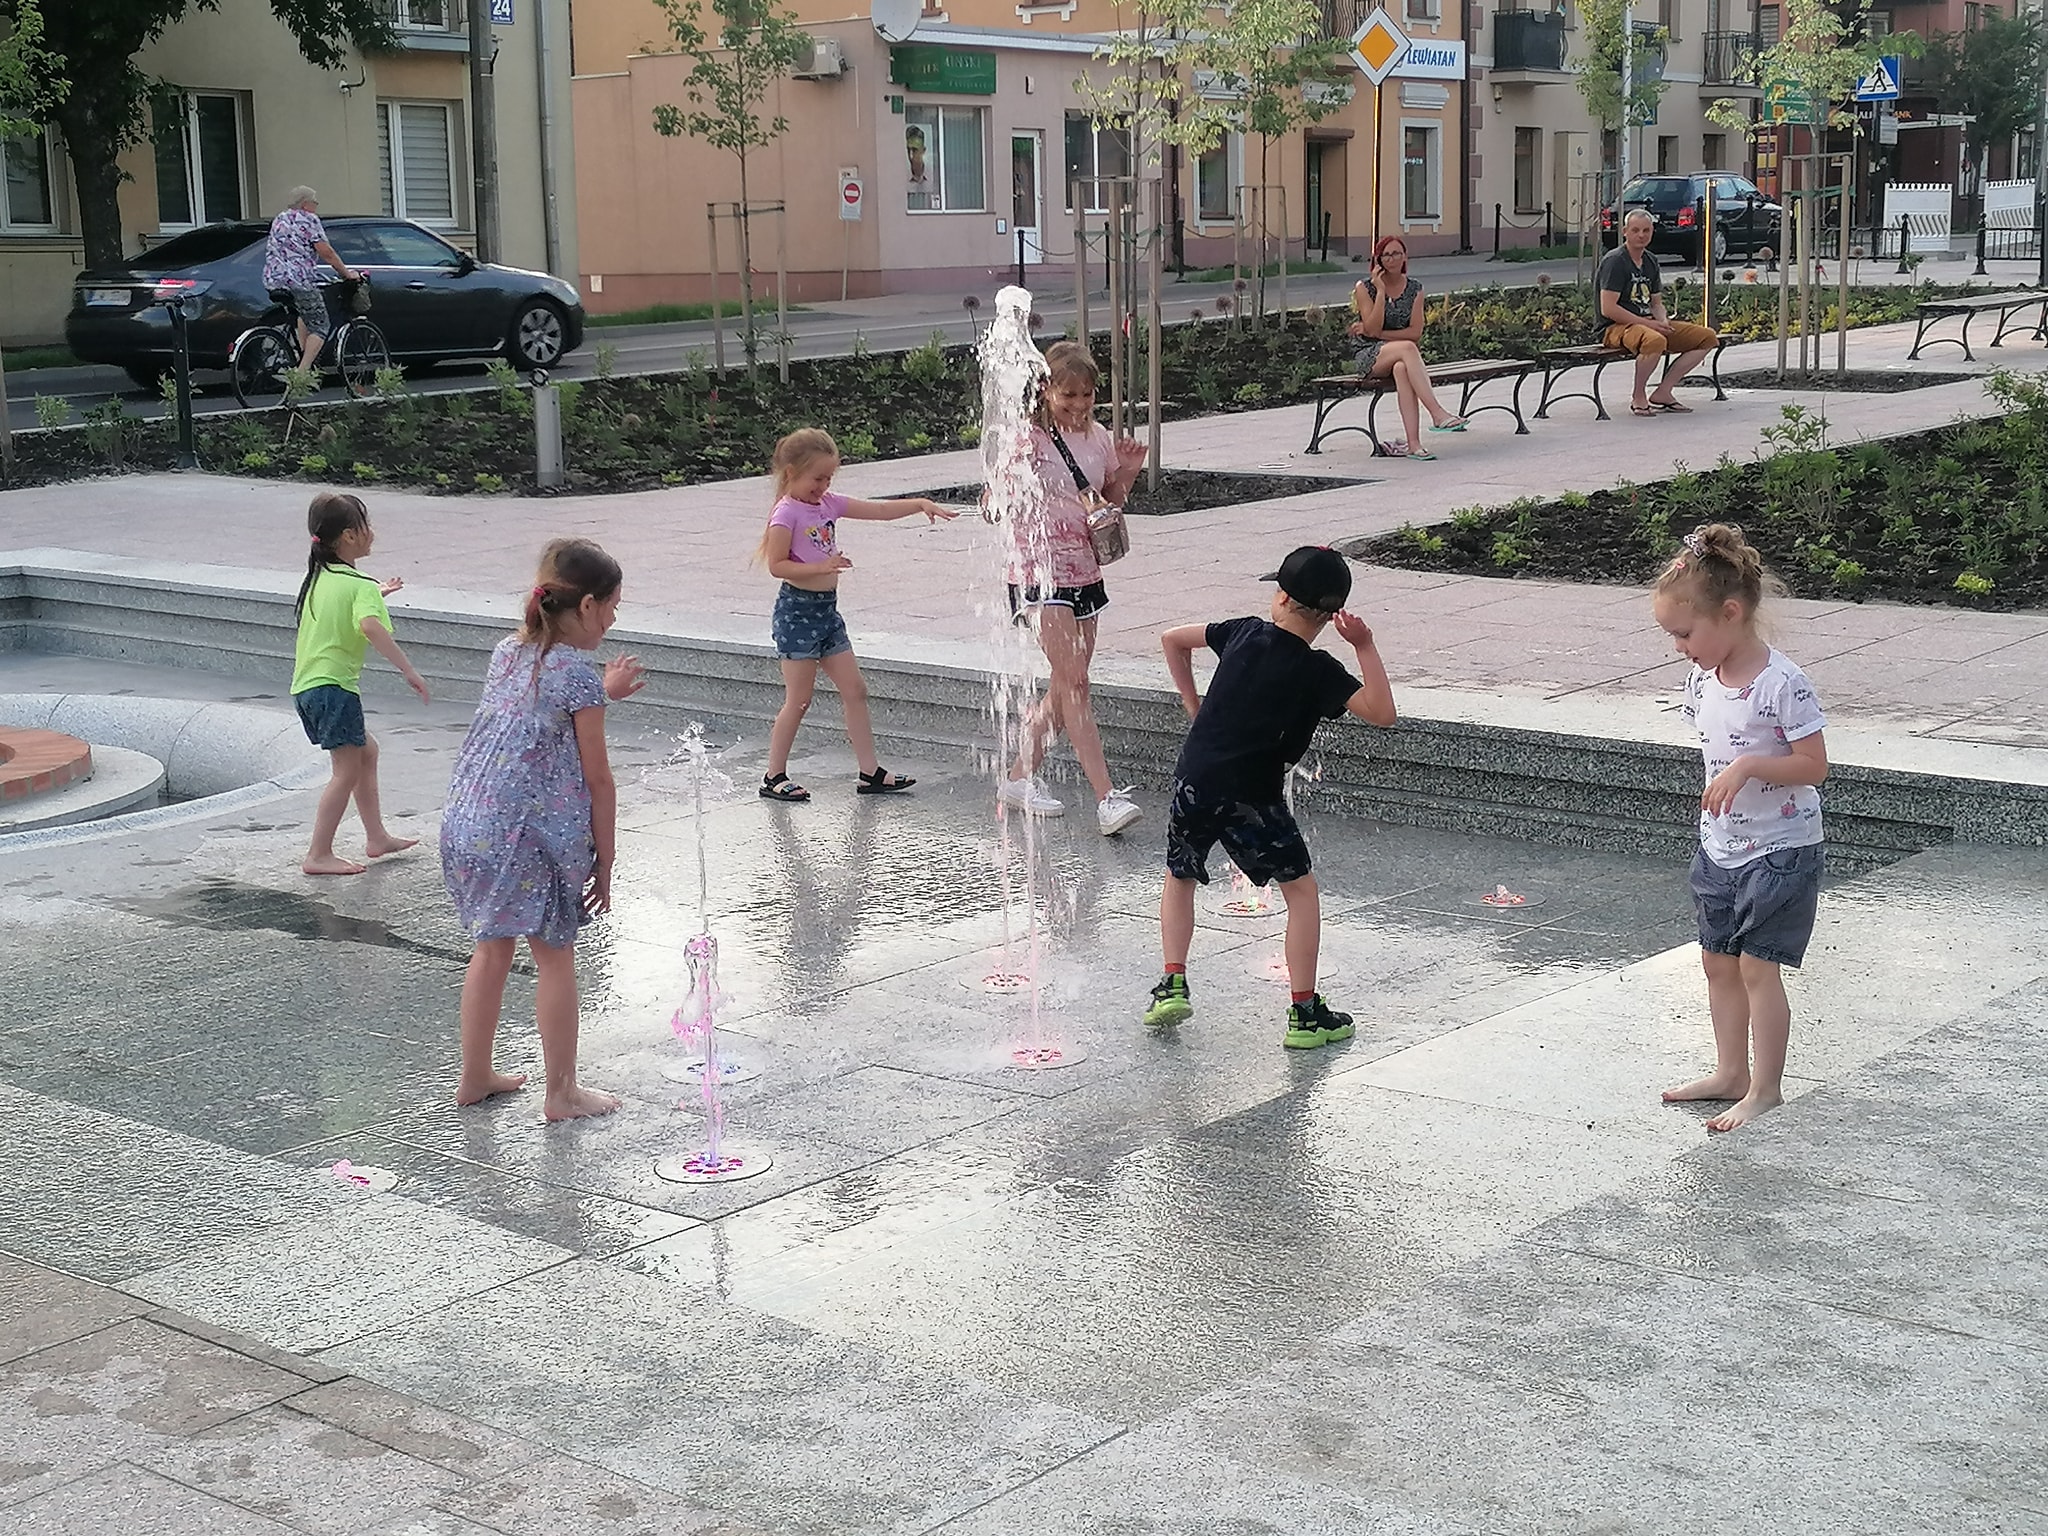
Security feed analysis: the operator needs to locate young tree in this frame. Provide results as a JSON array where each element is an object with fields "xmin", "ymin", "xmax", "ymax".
[
  {"xmin": 1927, "ymin": 9, "xmax": 2046, "ymax": 224},
  {"xmin": 650, "ymin": 0, "xmax": 811, "ymax": 374},
  {"xmin": 1706, "ymin": 0, "xmax": 1900, "ymax": 142},
  {"xmin": 1574, "ymin": 0, "xmax": 1669, "ymax": 210},
  {"xmin": 0, "ymin": 0, "xmax": 392, "ymax": 270}
]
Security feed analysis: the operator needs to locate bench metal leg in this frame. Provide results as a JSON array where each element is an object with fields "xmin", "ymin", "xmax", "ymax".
[
  {"xmin": 1536, "ymin": 364, "xmax": 1608, "ymax": 422},
  {"xmin": 1450, "ymin": 372, "xmax": 1530, "ymax": 435},
  {"xmin": 1589, "ymin": 359, "xmax": 1613, "ymax": 421},
  {"xmin": 1961, "ymin": 312, "xmax": 1977, "ymax": 362},
  {"xmin": 1708, "ymin": 342, "xmax": 1727, "ymax": 401},
  {"xmin": 1304, "ymin": 390, "xmax": 1342, "ymax": 453},
  {"xmin": 1511, "ymin": 369, "xmax": 1532, "ymax": 433},
  {"xmin": 1908, "ymin": 312, "xmax": 1934, "ymax": 360},
  {"xmin": 1365, "ymin": 390, "xmax": 1390, "ymax": 456}
]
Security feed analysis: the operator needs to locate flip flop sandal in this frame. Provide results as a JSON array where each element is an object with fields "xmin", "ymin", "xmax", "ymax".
[
  {"xmin": 1428, "ymin": 419, "xmax": 1469, "ymax": 433},
  {"xmin": 760, "ymin": 772, "xmax": 810, "ymax": 802},
  {"xmin": 1407, "ymin": 448, "xmax": 1438, "ymax": 461},
  {"xmin": 1652, "ymin": 399, "xmax": 1694, "ymax": 413},
  {"xmin": 856, "ymin": 767, "xmax": 916, "ymax": 795},
  {"xmin": 1630, "ymin": 403, "xmax": 1657, "ymax": 417}
]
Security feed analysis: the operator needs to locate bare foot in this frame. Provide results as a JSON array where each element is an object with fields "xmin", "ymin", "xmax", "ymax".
[
  {"xmin": 455, "ymin": 1070, "xmax": 529, "ymax": 1106},
  {"xmin": 1706, "ymin": 1088, "xmax": 1783, "ymax": 1133},
  {"xmin": 544, "ymin": 1085, "xmax": 623, "ymax": 1122},
  {"xmin": 303, "ymin": 854, "xmax": 367, "ymax": 876},
  {"xmin": 1662, "ymin": 1071, "xmax": 1749, "ymax": 1104},
  {"xmin": 365, "ymin": 834, "xmax": 419, "ymax": 859}
]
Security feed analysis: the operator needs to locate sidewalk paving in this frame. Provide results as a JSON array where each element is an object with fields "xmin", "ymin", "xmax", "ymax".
[{"xmin": 5, "ymin": 317, "xmax": 2044, "ymax": 753}]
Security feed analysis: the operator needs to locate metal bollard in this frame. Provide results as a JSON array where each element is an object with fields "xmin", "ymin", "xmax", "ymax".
[
  {"xmin": 1016, "ymin": 226, "xmax": 1026, "ymax": 290},
  {"xmin": 1975, "ymin": 220, "xmax": 1987, "ymax": 277},
  {"xmin": 534, "ymin": 382, "xmax": 564, "ymax": 490},
  {"xmin": 1543, "ymin": 201, "xmax": 1553, "ymax": 249},
  {"xmin": 1896, "ymin": 214, "xmax": 1911, "ymax": 275},
  {"xmin": 1494, "ymin": 203, "xmax": 1502, "ymax": 258},
  {"xmin": 164, "ymin": 295, "xmax": 198, "ymax": 470}
]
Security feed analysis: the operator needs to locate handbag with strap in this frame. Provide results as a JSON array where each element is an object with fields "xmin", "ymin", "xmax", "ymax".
[{"xmin": 1048, "ymin": 427, "xmax": 1129, "ymax": 566}]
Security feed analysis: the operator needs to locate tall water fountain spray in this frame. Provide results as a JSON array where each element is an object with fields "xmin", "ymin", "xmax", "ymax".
[
  {"xmin": 652, "ymin": 723, "xmax": 772, "ymax": 1184},
  {"xmin": 975, "ymin": 287, "xmax": 1084, "ymax": 1070}
]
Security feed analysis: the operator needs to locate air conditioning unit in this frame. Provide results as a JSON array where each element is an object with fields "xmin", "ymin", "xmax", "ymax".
[{"xmin": 793, "ymin": 37, "xmax": 846, "ymax": 79}]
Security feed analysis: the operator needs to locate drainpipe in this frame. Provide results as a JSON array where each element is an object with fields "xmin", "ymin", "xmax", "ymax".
[{"xmin": 534, "ymin": 0, "xmax": 563, "ymax": 275}]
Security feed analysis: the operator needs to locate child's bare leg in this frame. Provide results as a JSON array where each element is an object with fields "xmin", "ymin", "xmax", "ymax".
[
  {"xmin": 1160, "ymin": 874, "xmax": 1198, "ymax": 970},
  {"xmin": 1707, "ymin": 956, "xmax": 1790, "ymax": 1132},
  {"xmin": 1277, "ymin": 872, "xmax": 1321, "ymax": 996},
  {"xmin": 767, "ymin": 660, "xmax": 819, "ymax": 779},
  {"xmin": 304, "ymin": 747, "xmax": 368, "ymax": 875},
  {"xmin": 457, "ymin": 937, "xmax": 527, "ymax": 1104},
  {"xmin": 353, "ymin": 733, "xmax": 416, "ymax": 857},
  {"xmin": 1010, "ymin": 689, "xmax": 1064, "ymax": 780},
  {"xmin": 819, "ymin": 650, "xmax": 882, "ymax": 778},
  {"xmin": 531, "ymin": 935, "xmax": 620, "ymax": 1121},
  {"xmin": 1664, "ymin": 948, "xmax": 1751, "ymax": 1103}
]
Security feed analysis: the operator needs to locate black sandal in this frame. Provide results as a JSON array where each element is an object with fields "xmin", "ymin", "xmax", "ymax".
[
  {"xmin": 855, "ymin": 767, "xmax": 915, "ymax": 795},
  {"xmin": 760, "ymin": 772, "xmax": 810, "ymax": 802}
]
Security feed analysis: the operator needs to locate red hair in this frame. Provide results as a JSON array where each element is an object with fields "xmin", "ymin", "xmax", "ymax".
[{"xmin": 1371, "ymin": 235, "xmax": 1408, "ymax": 267}]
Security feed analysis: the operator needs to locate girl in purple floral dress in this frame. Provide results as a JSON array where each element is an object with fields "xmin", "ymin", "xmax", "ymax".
[{"xmin": 441, "ymin": 539, "xmax": 645, "ymax": 1121}]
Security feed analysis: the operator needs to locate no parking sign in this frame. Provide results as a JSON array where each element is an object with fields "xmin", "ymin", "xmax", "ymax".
[{"xmin": 838, "ymin": 169, "xmax": 864, "ymax": 222}]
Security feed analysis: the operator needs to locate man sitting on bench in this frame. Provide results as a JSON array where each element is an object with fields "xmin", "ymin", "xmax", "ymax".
[{"xmin": 1598, "ymin": 209, "xmax": 1719, "ymax": 416}]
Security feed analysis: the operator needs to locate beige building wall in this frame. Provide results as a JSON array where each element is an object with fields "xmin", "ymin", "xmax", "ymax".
[{"xmin": 1, "ymin": 0, "xmax": 576, "ymax": 345}]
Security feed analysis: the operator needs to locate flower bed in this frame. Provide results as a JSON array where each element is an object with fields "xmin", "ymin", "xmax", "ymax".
[{"xmin": 1349, "ymin": 375, "xmax": 2048, "ymax": 611}]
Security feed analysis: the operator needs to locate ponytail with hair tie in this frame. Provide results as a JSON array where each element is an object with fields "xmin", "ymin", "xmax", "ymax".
[{"xmin": 517, "ymin": 539, "xmax": 623, "ymax": 671}]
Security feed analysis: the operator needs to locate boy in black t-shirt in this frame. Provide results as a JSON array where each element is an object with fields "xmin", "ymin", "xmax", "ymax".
[{"xmin": 1148, "ymin": 547, "xmax": 1398, "ymax": 1048}]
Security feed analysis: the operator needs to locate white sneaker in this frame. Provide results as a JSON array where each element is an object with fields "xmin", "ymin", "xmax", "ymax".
[
  {"xmin": 1097, "ymin": 788, "xmax": 1143, "ymax": 836},
  {"xmin": 998, "ymin": 775, "xmax": 1065, "ymax": 817}
]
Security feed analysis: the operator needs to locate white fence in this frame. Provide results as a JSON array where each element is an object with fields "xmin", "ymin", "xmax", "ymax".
[
  {"xmin": 1882, "ymin": 183, "xmax": 1953, "ymax": 245},
  {"xmin": 1984, "ymin": 178, "xmax": 2035, "ymax": 229}
]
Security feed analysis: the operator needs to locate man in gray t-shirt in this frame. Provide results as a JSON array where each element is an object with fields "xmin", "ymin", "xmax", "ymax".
[{"xmin": 1597, "ymin": 209, "xmax": 1720, "ymax": 416}]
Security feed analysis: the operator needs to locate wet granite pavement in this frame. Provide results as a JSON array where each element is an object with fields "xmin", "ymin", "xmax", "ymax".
[{"xmin": 2, "ymin": 654, "xmax": 2046, "ymax": 1534}]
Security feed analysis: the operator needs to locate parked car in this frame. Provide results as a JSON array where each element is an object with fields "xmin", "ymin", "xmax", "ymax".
[
  {"xmin": 1598, "ymin": 174, "xmax": 1782, "ymax": 265},
  {"xmin": 65, "ymin": 216, "xmax": 585, "ymax": 391}
]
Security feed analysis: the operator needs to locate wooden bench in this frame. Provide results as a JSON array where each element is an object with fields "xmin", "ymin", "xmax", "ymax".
[
  {"xmin": 1908, "ymin": 290, "xmax": 2048, "ymax": 361},
  {"xmin": 1303, "ymin": 357, "xmax": 1535, "ymax": 456},
  {"xmin": 1534, "ymin": 336, "xmax": 1731, "ymax": 421}
]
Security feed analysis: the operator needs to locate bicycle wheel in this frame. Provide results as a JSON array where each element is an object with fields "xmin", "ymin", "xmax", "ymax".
[
  {"xmin": 336, "ymin": 321, "xmax": 391, "ymax": 399},
  {"xmin": 229, "ymin": 326, "xmax": 293, "ymax": 410}
]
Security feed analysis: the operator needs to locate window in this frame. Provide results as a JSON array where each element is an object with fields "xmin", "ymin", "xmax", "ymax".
[
  {"xmin": 1758, "ymin": 3, "xmax": 1780, "ymax": 43},
  {"xmin": 1658, "ymin": 0, "xmax": 1679, "ymax": 38},
  {"xmin": 2, "ymin": 130, "xmax": 55, "ymax": 231},
  {"xmin": 1601, "ymin": 127, "xmax": 1619, "ymax": 171},
  {"xmin": 368, "ymin": 222, "xmax": 464, "ymax": 266},
  {"xmin": 1703, "ymin": 131, "xmax": 1726, "ymax": 170},
  {"xmin": 905, "ymin": 104, "xmax": 986, "ymax": 213},
  {"xmin": 378, "ymin": 101, "xmax": 458, "ymax": 225},
  {"xmin": 1867, "ymin": 9, "xmax": 1891, "ymax": 34},
  {"xmin": 1405, "ymin": 0, "xmax": 1441, "ymax": 18},
  {"xmin": 1402, "ymin": 124, "xmax": 1439, "ymax": 220},
  {"xmin": 154, "ymin": 92, "xmax": 246, "ymax": 229},
  {"xmin": 1657, "ymin": 134, "xmax": 1678, "ymax": 173},
  {"xmin": 1195, "ymin": 134, "xmax": 1240, "ymax": 222},
  {"xmin": 1064, "ymin": 111, "xmax": 1130, "ymax": 212},
  {"xmin": 1513, "ymin": 127, "xmax": 1541, "ymax": 212},
  {"xmin": 386, "ymin": 0, "xmax": 460, "ymax": 28}
]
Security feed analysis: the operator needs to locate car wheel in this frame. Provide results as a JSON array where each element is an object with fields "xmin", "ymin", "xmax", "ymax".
[
  {"xmin": 509, "ymin": 301, "xmax": 566, "ymax": 369},
  {"xmin": 124, "ymin": 363, "xmax": 167, "ymax": 393}
]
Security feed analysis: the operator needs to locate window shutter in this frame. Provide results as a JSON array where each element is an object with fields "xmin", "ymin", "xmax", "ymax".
[
  {"xmin": 399, "ymin": 104, "xmax": 454, "ymax": 222},
  {"xmin": 377, "ymin": 105, "xmax": 396, "ymax": 216}
]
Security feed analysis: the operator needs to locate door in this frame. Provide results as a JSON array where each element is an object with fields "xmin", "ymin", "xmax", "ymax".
[
  {"xmin": 1011, "ymin": 132, "xmax": 1044, "ymax": 264},
  {"xmin": 1305, "ymin": 139, "xmax": 1347, "ymax": 254},
  {"xmin": 363, "ymin": 221, "xmax": 484, "ymax": 355}
]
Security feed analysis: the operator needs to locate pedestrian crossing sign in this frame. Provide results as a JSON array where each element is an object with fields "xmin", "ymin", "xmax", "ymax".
[{"xmin": 1855, "ymin": 57, "xmax": 1901, "ymax": 101}]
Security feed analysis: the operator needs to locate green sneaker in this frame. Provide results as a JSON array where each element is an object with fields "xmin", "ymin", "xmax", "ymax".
[
  {"xmin": 1283, "ymin": 994, "xmax": 1356, "ymax": 1050},
  {"xmin": 1144, "ymin": 972, "xmax": 1193, "ymax": 1028}
]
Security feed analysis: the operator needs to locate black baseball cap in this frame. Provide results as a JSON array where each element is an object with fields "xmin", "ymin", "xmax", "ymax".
[{"xmin": 1270, "ymin": 546, "xmax": 1352, "ymax": 613}]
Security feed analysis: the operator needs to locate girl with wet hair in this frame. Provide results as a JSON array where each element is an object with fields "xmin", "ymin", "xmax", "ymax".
[
  {"xmin": 440, "ymin": 538, "xmax": 646, "ymax": 1122},
  {"xmin": 755, "ymin": 426, "xmax": 956, "ymax": 803},
  {"xmin": 1000, "ymin": 340, "xmax": 1149, "ymax": 835},
  {"xmin": 291, "ymin": 491, "xmax": 430, "ymax": 876},
  {"xmin": 1651, "ymin": 522, "xmax": 1829, "ymax": 1133}
]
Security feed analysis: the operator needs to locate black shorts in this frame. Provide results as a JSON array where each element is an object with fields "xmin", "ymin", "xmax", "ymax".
[
  {"xmin": 1164, "ymin": 777, "xmax": 1312, "ymax": 888},
  {"xmin": 1690, "ymin": 843, "xmax": 1823, "ymax": 967},
  {"xmin": 294, "ymin": 684, "xmax": 366, "ymax": 750},
  {"xmin": 1008, "ymin": 580, "xmax": 1109, "ymax": 623}
]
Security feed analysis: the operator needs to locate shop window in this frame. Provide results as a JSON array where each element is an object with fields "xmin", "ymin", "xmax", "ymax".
[
  {"xmin": 1064, "ymin": 111, "xmax": 1130, "ymax": 212},
  {"xmin": 1402, "ymin": 124, "xmax": 1440, "ymax": 220},
  {"xmin": 906, "ymin": 104, "xmax": 986, "ymax": 212},
  {"xmin": 378, "ymin": 100, "xmax": 458, "ymax": 225}
]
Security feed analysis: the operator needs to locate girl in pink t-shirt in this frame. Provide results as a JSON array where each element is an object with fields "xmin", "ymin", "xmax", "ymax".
[
  {"xmin": 999, "ymin": 342, "xmax": 1148, "ymax": 835},
  {"xmin": 757, "ymin": 427, "xmax": 957, "ymax": 802}
]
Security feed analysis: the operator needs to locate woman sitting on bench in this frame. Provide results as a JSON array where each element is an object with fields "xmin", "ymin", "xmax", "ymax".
[{"xmin": 1348, "ymin": 235, "xmax": 1466, "ymax": 460}]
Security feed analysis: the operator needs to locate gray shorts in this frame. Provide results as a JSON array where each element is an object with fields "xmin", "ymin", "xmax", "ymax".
[
  {"xmin": 1690, "ymin": 842, "xmax": 1823, "ymax": 968},
  {"xmin": 290, "ymin": 285, "xmax": 335, "ymax": 337}
]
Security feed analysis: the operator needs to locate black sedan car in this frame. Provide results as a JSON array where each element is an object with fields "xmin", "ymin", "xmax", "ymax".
[
  {"xmin": 65, "ymin": 216, "xmax": 585, "ymax": 390},
  {"xmin": 1598, "ymin": 173, "xmax": 1782, "ymax": 265}
]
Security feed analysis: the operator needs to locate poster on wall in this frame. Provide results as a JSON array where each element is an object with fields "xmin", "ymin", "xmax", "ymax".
[{"xmin": 905, "ymin": 124, "xmax": 935, "ymax": 210}]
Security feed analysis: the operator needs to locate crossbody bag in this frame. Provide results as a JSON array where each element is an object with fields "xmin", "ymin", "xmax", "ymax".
[{"xmin": 1048, "ymin": 427, "xmax": 1130, "ymax": 566}]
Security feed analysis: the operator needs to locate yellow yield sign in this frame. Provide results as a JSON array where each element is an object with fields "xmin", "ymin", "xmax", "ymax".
[{"xmin": 1350, "ymin": 9, "xmax": 1410, "ymax": 85}]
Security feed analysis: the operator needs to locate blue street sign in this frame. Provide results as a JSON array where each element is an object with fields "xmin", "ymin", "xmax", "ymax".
[
  {"xmin": 489, "ymin": 0, "xmax": 514, "ymax": 22},
  {"xmin": 1854, "ymin": 57, "xmax": 1901, "ymax": 102}
]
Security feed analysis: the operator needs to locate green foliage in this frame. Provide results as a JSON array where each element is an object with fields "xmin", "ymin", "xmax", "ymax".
[
  {"xmin": 474, "ymin": 472, "xmax": 506, "ymax": 492},
  {"xmin": 959, "ymin": 421, "xmax": 982, "ymax": 446},
  {"xmin": 31, "ymin": 394, "xmax": 69, "ymax": 430},
  {"xmin": 1926, "ymin": 9, "xmax": 2044, "ymax": 161},
  {"xmin": 838, "ymin": 429, "xmax": 878, "ymax": 460},
  {"xmin": 1575, "ymin": 0, "xmax": 1669, "ymax": 131},
  {"xmin": 351, "ymin": 461, "xmax": 378, "ymax": 481},
  {"xmin": 1401, "ymin": 525, "xmax": 1447, "ymax": 556},
  {"xmin": 372, "ymin": 366, "xmax": 407, "ymax": 398},
  {"xmin": 1954, "ymin": 571, "xmax": 1994, "ymax": 597},
  {"xmin": 1710, "ymin": 0, "xmax": 1911, "ymax": 138},
  {"xmin": 299, "ymin": 453, "xmax": 330, "ymax": 475},
  {"xmin": 1233, "ymin": 382, "xmax": 1266, "ymax": 404},
  {"xmin": 593, "ymin": 341, "xmax": 620, "ymax": 380},
  {"xmin": 0, "ymin": 0, "xmax": 67, "ymax": 139},
  {"xmin": 240, "ymin": 450, "xmax": 272, "ymax": 470},
  {"xmin": 281, "ymin": 365, "xmax": 318, "ymax": 406},
  {"xmin": 484, "ymin": 357, "xmax": 528, "ymax": 415},
  {"xmin": 902, "ymin": 338, "xmax": 948, "ymax": 386},
  {"xmin": 902, "ymin": 430, "xmax": 932, "ymax": 451}
]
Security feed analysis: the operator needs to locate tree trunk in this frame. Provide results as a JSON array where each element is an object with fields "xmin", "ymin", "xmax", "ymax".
[
  {"xmin": 55, "ymin": 97, "xmax": 130, "ymax": 270},
  {"xmin": 737, "ymin": 144, "xmax": 758, "ymax": 376}
]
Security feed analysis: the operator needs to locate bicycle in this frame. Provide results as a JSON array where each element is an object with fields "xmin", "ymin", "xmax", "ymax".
[{"xmin": 228, "ymin": 275, "xmax": 391, "ymax": 409}]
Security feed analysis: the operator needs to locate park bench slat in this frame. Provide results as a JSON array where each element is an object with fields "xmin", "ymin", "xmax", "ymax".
[
  {"xmin": 1910, "ymin": 289, "xmax": 2048, "ymax": 361},
  {"xmin": 1536, "ymin": 337, "xmax": 1729, "ymax": 422}
]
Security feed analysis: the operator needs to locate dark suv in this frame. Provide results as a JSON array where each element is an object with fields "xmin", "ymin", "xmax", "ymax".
[
  {"xmin": 66, "ymin": 216, "xmax": 585, "ymax": 391},
  {"xmin": 1598, "ymin": 174, "xmax": 1782, "ymax": 264}
]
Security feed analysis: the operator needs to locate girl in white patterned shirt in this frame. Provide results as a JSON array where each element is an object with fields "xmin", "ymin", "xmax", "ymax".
[{"xmin": 1651, "ymin": 523, "xmax": 1829, "ymax": 1133}]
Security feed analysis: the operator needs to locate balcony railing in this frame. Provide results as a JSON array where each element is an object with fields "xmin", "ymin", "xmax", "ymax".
[
  {"xmin": 1702, "ymin": 29, "xmax": 1760, "ymax": 86},
  {"xmin": 371, "ymin": 0, "xmax": 467, "ymax": 32},
  {"xmin": 1319, "ymin": 0, "xmax": 1372, "ymax": 40},
  {"xmin": 1494, "ymin": 9, "xmax": 1569, "ymax": 72}
]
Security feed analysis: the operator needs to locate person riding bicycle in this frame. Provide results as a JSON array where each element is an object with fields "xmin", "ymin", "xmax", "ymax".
[{"xmin": 262, "ymin": 186, "xmax": 361, "ymax": 373}]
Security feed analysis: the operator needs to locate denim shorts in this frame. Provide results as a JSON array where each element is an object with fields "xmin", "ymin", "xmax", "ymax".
[
  {"xmin": 295, "ymin": 684, "xmax": 366, "ymax": 750},
  {"xmin": 1165, "ymin": 777, "xmax": 1313, "ymax": 888},
  {"xmin": 771, "ymin": 583, "xmax": 851, "ymax": 661},
  {"xmin": 1690, "ymin": 842, "xmax": 1824, "ymax": 968}
]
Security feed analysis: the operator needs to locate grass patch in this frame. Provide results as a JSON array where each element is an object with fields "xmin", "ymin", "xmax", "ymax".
[
  {"xmin": 587, "ymin": 300, "xmax": 810, "ymax": 328},
  {"xmin": 2, "ymin": 345, "xmax": 79, "ymax": 371},
  {"xmin": 1182, "ymin": 259, "xmax": 1345, "ymax": 283}
]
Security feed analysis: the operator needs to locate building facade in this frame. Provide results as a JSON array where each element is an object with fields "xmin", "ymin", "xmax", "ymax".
[
  {"xmin": 1, "ymin": 0, "xmax": 575, "ymax": 346},
  {"xmin": 569, "ymin": 0, "xmax": 1471, "ymax": 314}
]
